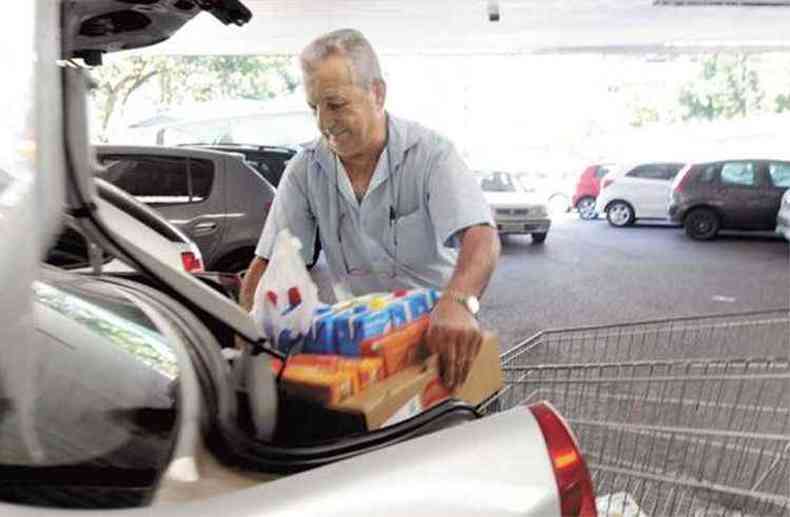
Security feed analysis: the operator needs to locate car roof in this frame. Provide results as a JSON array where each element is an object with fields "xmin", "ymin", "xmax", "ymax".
[
  {"xmin": 181, "ymin": 143, "xmax": 297, "ymax": 155},
  {"xmin": 95, "ymin": 144, "xmax": 248, "ymax": 161}
]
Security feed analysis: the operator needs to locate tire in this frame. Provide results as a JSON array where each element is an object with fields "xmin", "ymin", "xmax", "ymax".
[
  {"xmin": 606, "ymin": 201, "xmax": 635, "ymax": 227},
  {"xmin": 532, "ymin": 232, "xmax": 547, "ymax": 244},
  {"xmin": 684, "ymin": 208, "xmax": 720, "ymax": 240},
  {"xmin": 576, "ymin": 196, "xmax": 598, "ymax": 220}
]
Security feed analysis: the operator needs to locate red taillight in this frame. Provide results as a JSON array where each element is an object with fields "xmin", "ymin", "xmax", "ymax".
[
  {"xmin": 529, "ymin": 402, "xmax": 597, "ymax": 517},
  {"xmin": 673, "ymin": 164, "xmax": 693, "ymax": 193},
  {"xmin": 602, "ymin": 178, "xmax": 614, "ymax": 189},
  {"xmin": 181, "ymin": 251, "xmax": 204, "ymax": 272}
]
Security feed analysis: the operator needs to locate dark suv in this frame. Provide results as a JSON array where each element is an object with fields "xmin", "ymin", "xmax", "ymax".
[
  {"xmin": 669, "ymin": 159, "xmax": 790, "ymax": 240},
  {"xmin": 95, "ymin": 145, "xmax": 276, "ymax": 273}
]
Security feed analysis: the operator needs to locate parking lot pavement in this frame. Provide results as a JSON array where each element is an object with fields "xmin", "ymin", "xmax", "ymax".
[
  {"xmin": 310, "ymin": 214, "xmax": 789, "ymax": 352},
  {"xmin": 482, "ymin": 216, "xmax": 789, "ymax": 351}
]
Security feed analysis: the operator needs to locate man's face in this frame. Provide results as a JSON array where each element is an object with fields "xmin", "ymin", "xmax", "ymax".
[{"xmin": 303, "ymin": 54, "xmax": 384, "ymax": 159}]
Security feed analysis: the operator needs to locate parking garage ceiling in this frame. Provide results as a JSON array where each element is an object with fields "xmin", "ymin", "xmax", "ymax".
[{"xmin": 140, "ymin": 0, "xmax": 790, "ymax": 55}]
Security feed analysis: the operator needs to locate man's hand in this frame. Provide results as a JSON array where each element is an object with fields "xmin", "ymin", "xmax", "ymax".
[{"xmin": 425, "ymin": 296, "xmax": 482, "ymax": 390}]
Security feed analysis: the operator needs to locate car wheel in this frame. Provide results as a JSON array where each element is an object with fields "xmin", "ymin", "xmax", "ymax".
[
  {"xmin": 684, "ymin": 208, "xmax": 720, "ymax": 240},
  {"xmin": 548, "ymin": 194, "xmax": 570, "ymax": 216},
  {"xmin": 576, "ymin": 196, "xmax": 597, "ymax": 220},
  {"xmin": 606, "ymin": 201, "xmax": 635, "ymax": 227},
  {"xmin": 532, "ymin": 232, "xmax": 547, "ymax": 244}
]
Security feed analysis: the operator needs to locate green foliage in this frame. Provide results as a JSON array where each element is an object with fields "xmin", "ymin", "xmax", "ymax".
[
  {"xmin": 90, "ymin": 55, "xmax": 298, "ymax": 141},
  {"xmin": 678, "ymin": 54, "xmax": 765, "ymax": 122},
  {"xmin": 776, "ymin": 93, "xmax": 790, "ymax": 113}
]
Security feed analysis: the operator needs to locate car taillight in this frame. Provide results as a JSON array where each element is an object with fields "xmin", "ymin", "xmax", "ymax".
[
  {"xmin": 673, "ymin": 164, "xmax": 693, "ymax": 193},
  {"xmin": 602, "ymin": 178, "xmax": 614, "ymax": 189},
  {"xmin": 529, "ymin": 402, "xmax": 597, "ymax": 517},
  {"xmin": 181, "ymin": 251, "xmax": 204, "ymax": 273}
]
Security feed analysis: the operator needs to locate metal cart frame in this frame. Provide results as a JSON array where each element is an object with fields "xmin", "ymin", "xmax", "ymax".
[{"xmin": 486, "ymin": 309, "xmax": 790, "ymax": 516}]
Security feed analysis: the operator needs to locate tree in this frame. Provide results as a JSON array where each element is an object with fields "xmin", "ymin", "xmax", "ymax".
[
  {"xmin": 90, "ymin": 55, "xmax": 298, "ymax": 141},
  {"xmin": 678, "ymin": 53, "xmax": 765, "ymax": 122}
]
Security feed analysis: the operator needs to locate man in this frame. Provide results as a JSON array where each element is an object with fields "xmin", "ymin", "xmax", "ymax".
[{"xmin": 241, "ymin": 29, "xmax": 500, "ymax": 389}]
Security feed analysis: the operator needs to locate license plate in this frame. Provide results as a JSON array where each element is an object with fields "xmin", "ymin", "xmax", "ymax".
[{"xmin": 501, "ymin": 223, "xmax": 524, "ymax": 232}]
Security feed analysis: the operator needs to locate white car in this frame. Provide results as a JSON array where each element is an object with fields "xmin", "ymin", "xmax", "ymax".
[
  {"xmin": 476, "ymin": 171, "xmax": 551, "ymax": 243},
  {"xmin": 0, "ymin": 1, "xmax": 595, "ymax": 516},
  {"xmin": 776, "ymin": 189, "xmax": 790, "ymax": 240},
  {"xmin": 595, "ymin": 161, "xmax": 685, "ymax": 227}
]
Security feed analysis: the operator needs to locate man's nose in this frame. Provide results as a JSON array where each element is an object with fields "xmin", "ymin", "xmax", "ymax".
[{"xmin": 316, "ymin": 107, "xmax": 334, "ymax": 134}]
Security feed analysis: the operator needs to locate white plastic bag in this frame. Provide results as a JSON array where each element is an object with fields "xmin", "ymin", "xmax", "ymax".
[{"xmin": 250, "ymin": 229, "xmax": 320, "ymax": 354}]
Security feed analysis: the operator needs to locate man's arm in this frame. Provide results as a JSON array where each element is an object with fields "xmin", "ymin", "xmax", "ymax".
[
  {"xmin": 444, "ymin": 224, "xmax": 500, "ymax": 299},
  {"xmin": 426, "ymin": 224, "xmax": 501, "ymax": 389}
]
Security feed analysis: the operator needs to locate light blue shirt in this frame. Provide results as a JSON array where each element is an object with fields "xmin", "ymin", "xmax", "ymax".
[{"xmin": 255, "ymin": 114, "xmax": 493, "ymax": 300}]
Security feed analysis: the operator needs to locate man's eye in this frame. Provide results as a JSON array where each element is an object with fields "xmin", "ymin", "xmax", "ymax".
[{"xmin": 328, "ymin": 103, "xmax": 345, "ymax": 110}]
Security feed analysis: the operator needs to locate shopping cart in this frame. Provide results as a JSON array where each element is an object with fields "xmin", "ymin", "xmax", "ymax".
[{"xmin": 485, "ymin": 309, "xmax": 790, "ymax": 517}]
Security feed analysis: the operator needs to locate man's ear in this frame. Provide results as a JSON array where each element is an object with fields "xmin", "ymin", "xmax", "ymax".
[{"xmin": 372, "ymin": 79, "xmax": 387, "ymax": 111}]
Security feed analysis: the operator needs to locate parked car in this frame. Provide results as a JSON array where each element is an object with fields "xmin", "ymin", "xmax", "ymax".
[
  {"xmin": 46, "ymin": 178, "xmax": 204, "ymax": 273},
  {"xmin": 180, "ymin": 143, "xmax": 297, "ymax": 188},
  {"xmin": 572, "ymin": 164, "xmax": 613, "ymax": 220},
  {"xmin": 94, "ymin": 145, "xmax": 276, "ymax": 273},
  {"xmin": 515, "ymin": 170, "xmax": 575, "ymax": 216},
  {"xmin": 669, "ymin": 159, "xmax": 790, "ymax": 240},
  {"xmin": 596, "ymin": 161, "xmax": 685, "ymax": 227},
  {"xmin": 776, "ymin": 189, "xmax": 790, "ymax": 241},
  {"xmin": 0, "ymin": 1, "xmax": 597, "ymax": 515},
  {"xmin": 476, "ymin": 171, "xmax": 551, "ymax": 243}
]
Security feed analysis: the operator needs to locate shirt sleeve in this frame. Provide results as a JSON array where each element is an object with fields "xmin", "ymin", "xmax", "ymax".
[
  {"xmin": 254, "ymin": 153, "xmax": 317, "ymax": 264},
  {"xmin": 427, "ymin": 142, "xmax": 495, "ymax": 248}
]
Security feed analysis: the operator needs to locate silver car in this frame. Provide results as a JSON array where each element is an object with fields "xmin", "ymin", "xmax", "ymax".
[
  {"xmin": 0, "ymin": 1, "xmax": 597, "ymax": 516},
  {"xmin": 95, "ymin": 145, "xmax": 276, "ymax": 273}
]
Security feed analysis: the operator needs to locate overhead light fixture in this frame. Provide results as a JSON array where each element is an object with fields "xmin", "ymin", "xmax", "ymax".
[{"xmin": 487, "ymin": 0, "xmax": 500, "ymax": 22}]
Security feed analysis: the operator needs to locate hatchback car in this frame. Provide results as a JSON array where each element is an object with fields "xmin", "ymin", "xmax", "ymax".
[
  {"xmin": 95, "ymin": 145, "xmax": 276, "ymax": 273},
  {"xmin": 47, "ymin": 178, "xmax": 204, "ymax": 274},
  {"xmin": 572, "ymin": 164, "xmax": 613, "ymax": 220},
  {"xmin": 669, "ymin": 159, "xmax": 790, "ymax": 240},
  {"xmin": 0, "ymin": 1, "xmax": 597, "ymax": 515},
  {"xmin": 476, "ymin": 171, "xmax": 551, "ymax": 243},
  {"xmin": 596, "ymin": 161, "xmax": 685, "ymax": 227}
]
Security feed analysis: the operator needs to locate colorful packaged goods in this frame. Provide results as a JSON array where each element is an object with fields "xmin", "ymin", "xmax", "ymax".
[
  {"xmin": 360, "ymin": 315, "xmax": 430, "ymax": 376},
  {"xmin": 271, "ymin": 355, "xmax": 384, "ymax": 405}
]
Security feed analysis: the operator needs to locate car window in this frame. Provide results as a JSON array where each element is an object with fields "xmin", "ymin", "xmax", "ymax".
[
  {"xmin": 595, "ymin": 166, "xmax": 610, "ymax": 178},
  {"xmin": 477, "ymin": 171, "xmax": 519, "ymax": 192},
  {"xmin": 720, "ymin": 161, "xmax": 756, "ymax": 187},
  {"xmin": 768, "ymin": 162, "xmax": 790, "ymax": 188},
  {"xmin": 664, "ymin": 163, "xmax": 684, "ymax": 180},
  {"xmin": 697, "ymin": 164, "xmax": 718, "ymax": 183},
  {"xmin": 626, "ymin": 164, "xmax": 669, "ymax": 180},
  {"xmin": 189, "ymin": 158, "xmax": 214, "ymax": 201},
  {"xmin": 98, "ymin": 155, "xmax": 214, "ymax": 204}
]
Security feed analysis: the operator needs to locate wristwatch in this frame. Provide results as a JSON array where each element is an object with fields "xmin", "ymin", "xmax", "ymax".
[{"xmin": 444, "ymin": 289, "xmax": 480, "ymax": 316}]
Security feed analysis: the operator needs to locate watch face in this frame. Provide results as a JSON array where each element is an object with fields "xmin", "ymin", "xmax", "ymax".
[{"xmin": 466, "ymin": 296, "xmax": 480, "ymax": 315}]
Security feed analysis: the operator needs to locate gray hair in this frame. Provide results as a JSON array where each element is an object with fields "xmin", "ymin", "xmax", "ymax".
[{"xmin": 300, "ymin": 29, "xmax": 383, "ymax": 90}]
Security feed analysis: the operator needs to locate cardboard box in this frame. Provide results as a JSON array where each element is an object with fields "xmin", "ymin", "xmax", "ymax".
[
  {"xmin": 272, "ymin": 332, "xmax": 503, "ymax": 444},
  {"xmin": 332, "ymin": 332, "xmax": 503, "ymax": 429}
]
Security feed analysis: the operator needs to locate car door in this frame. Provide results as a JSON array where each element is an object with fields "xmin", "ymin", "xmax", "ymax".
[
  {"xmin": 97, "ymin": 153, "xmax": 226, "ymax": 263},
  {"xmin": 716, "ymin": 160, "xmax": 764, "ymax": 229},
  {"xmin": 624, "ymin": 163, "xmax": 673, "ymax": 218},
  {"xmin": 764, "ymin": 161, "xmax": 790, "ymax": 228}
]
